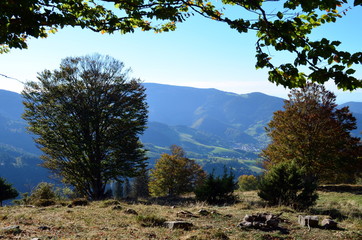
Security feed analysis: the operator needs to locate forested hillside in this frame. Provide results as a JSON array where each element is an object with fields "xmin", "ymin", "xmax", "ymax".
[{"xmin": 0, "ymin": 85, "xmax": 361, "ymax": 193}]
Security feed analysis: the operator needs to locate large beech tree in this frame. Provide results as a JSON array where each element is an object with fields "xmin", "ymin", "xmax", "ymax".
[
  {"xmin": 262, "ymin": 83, "xmax": 362, "ymax": 183},
  {"xmin": 22, "ymin": 54, "xmax": 148, "ymax": 200},
  {"xmin": 1, "ymin": 0, "xmax": 362, "ymax": 90}
]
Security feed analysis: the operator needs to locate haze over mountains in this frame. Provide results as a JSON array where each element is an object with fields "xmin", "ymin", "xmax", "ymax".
[{"xmin": 0, "ymin": 83, "xmax": 361, "ymax": 193}]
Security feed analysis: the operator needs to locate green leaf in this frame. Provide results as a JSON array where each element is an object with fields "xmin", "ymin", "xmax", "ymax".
[{"xmin": 354, "ymin": 0, "xmax": 362, "ymax": 6}]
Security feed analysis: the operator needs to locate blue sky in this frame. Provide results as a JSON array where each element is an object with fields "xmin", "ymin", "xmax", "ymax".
[{"xmin": 0, "ymin": 2, "xmax": 361, "ymax": 103}]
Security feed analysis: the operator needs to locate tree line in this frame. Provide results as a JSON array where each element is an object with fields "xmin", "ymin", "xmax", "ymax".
[{"xmin": 0, "ymin": 54, "xmax": 361, "ymax": 209}]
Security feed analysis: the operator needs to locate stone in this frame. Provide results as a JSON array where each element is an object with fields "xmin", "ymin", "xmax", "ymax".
[
  {"xmin": 177, "ymin": 210, "xmax": 196, "ymax": 218},
  {"xmin": 210, "ymin": 210, "xmax": 221, "ymax": 216},
  {"xmin": 298, "ymin": 215, "xmax": 319, "ymax": 228},
  {"xmin": 198, "ymin": 209, "xmax": 210, "ymax": 216},
  {"xmin": 266, "ymin": 219, "xmax": 279, "ymax": 228},
  {"xmin": 237, "ymin": 221, "xmax": 253, "ymax": 228},
  {"xmin": 124, "ymin": 208, "xmax": 138, "ymax": 215},
  {"xmin": 243, "ymin": 214, "xmax": 254, "ymax": 222},
  {"xmin": 321, "ymin": 218, "xmax": 338, "ymax": 229},
  {"xmin": 1, "ymin": 225, "xmax": 21, "ymax": 234},
  {"xmin": 112, "ymin": 205, "xmax": 122, "ymax": 210},
  {"xmin": 38, "ymin": 226, "xmax": 50, "ymax": 230},
  {"xmin": 164, "ymin": 221, "xmax": 193, "ymax": 230},
  {"xmin": 239, "ymin": 213, "xmax": 280, "ymax": 229}
]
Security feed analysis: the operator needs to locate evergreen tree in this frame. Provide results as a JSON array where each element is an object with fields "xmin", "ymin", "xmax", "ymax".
[
  {"xmin": 258, "ymin": 161, "xmax": 318, "ymax": 210},
  {"xmin": 0, "ymin": 177, "xmax": 19, "ymax": 206},
  {"xmin": 194, "ymin": 168, "xmax": 237, "ymax": 204},
  {"xmin": 262, "ymin": 83, "xmax": 362, "ymax": 183}
]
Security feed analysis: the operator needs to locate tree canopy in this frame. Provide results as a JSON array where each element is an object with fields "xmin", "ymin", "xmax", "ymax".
[
  {"xmin": 0, "ymin": 177, "xmax": 19, "ymax": 206},
  {"xmin": 262, "ymin": 83, "xmax": 362, "ymax": 183},
  {"xmin": 22, "ymin": 54, "xmax": 148, "ymax": 200},
  {"xmin": 149, "ymin": 145, "xmax": 205, "ymax": 197},
  {"xmin": 1, "ymin": 0, "xmax": 362, "ymax": 90}
]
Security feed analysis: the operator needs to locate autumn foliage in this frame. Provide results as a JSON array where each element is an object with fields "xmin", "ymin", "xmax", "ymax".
[
  {"xmin": 149, "ymin": 145, "xmax": 205, "ymax": 197},
  {"xmin": 262, "ymin": 83, "xmax": 362, "ymax": 183}
]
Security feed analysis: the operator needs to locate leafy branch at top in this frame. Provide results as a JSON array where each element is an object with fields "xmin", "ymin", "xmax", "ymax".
[{"xmin": 1, "ymin": 0, "xmax": 361, "ymax": 90}]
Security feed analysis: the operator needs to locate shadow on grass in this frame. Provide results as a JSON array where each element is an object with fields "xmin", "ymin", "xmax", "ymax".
[
  {"xmin": 318, "ymin": 185, "xmax": 362, "ymax": 195},
  {"xmin": 309, "ymin": 208, "xmax": 348, "ymax": 220},
  {"xmin": 310, "ymin": 207, "xmax": 362, "ymax": 221}
]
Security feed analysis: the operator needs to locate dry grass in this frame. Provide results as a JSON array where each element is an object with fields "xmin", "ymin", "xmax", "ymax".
[{"xmin": 0, "ymin": 190, "xmax": 361, "ymax": 239}]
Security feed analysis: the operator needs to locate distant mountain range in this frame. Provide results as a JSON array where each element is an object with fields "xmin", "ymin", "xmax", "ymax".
[{"xmin": 0, "ymin": 84, "xmax": 361, "ymax": 193}]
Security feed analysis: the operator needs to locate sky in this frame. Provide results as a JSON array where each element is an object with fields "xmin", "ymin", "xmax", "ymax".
[{"xmin": 0, "ymin": 2, "xmax": 361, "ymax": 103}]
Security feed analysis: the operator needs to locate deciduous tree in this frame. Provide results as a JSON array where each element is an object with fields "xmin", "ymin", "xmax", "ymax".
[
  {"xmin": 0, "ymin": 177, "xmax": 18, "ymax": 206},
  {"xmin": 262, "ymin": 83, "xmax": 362, "ymax": 183},
  {"xmin": 22, "ymin": 54, "xmax": 148, "ymax": 200},
  {"xmin": 149, "ymin": 145, "xmax": 205, "ymax": 197},
  {"xmin": 1, "ymin": 0, "xmax": 362, "ymax": 90}
]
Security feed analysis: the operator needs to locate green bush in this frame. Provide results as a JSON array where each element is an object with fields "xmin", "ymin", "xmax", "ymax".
[
  {"xmin": 71, "ymin": 198, "xmax": 89, "ymax": 206},
  {"xmin": 194, "ymin": 169, "xmax": 237, "ymax": 204},
  {"xmin": 30, "ymin": 182, "xmax": 56, "ymax": 203},
  {"xmin": 238, "ymin": 175, "xmax": 258, "ymax": 191},
  {"xmin": 258, "ymin": 161, "xmax": 318, "ymax": 210}
]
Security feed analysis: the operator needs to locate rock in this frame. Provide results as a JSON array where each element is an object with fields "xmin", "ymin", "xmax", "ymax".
[
  {"xmin": 243, "ymin": 214, "xmax": 254, "ymax": 222},
  {"xmin": 1, "ymin": 225, "xmax": 21, "ymax": 234},
  {"xmin": 321, "ymin": 218, "xmax": 338, "ymax": 229},
  {"xmin": 177, "ymin": 210, "xmax": 196, "ymax": 218},
  {"xmin": 210, "ymin": 210, "xmax": 221, "ymax": 216},
  {"xmin": 112, "ymin": 205, "xmax": 122, "ymax": 210},
  {"xmin": 298, "ymin": 215, "xmax": 319, "ymax": 228},
  {"xmin": 237, "ymin": 221, "xmax": 253, "ymax": 228},
  {"xmin": 266, "ymin": 219, "xmax": 279, "ymax": 228},
  {"xmin": 198, "ymin": 209, "xmax": 210, "ymax": 216},
  {"xmin": 38, "ymin": 226, "xmax": 50, "ymax": 230},
  {"xmin": 124, "ymin": 208, "xmax": 138, "ymax": 215},
  {"xmin": 238, "ymin": 213, "xmax": 280, "ymax": 229},
  {"xmin": 164, "ymin": 221, "xmax": 193, "ymax": 230}
]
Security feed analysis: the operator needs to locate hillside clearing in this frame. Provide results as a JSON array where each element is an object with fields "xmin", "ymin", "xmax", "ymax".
[{"xmin": 0, "ymin": 190, "xmax": 361, "ymax": 239}]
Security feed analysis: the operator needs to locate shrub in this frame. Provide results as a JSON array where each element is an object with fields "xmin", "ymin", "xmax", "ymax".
[
  {"xmin": 12, "ymin": 192, "xmax": 31, "ymax": 206},
  {"xmin": 258, "ymin": 161, "xmax": 318, "ymax": 210},
  {"xmin": 194, "ymin": 169, "xmax": 237, "ymax": 204},
  {"xmin": 71, "ymin": 198, "xmax": 89, "ymax": 206},
  {"xmin": 101, "ymin": 199, "xmax": 121, "ymax": 207},
  {"xmin": 30, "ymin": 182, "xmax": 56, "ymax": 202},
  {"xmin": 238, "ymin": 175, "xmax": 258, "ymax": 191}
]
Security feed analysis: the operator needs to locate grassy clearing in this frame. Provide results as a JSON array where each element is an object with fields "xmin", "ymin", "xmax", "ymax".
[{"xmin": 0, "ymin": 190, "xmax": 361, "ymax": 239}]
